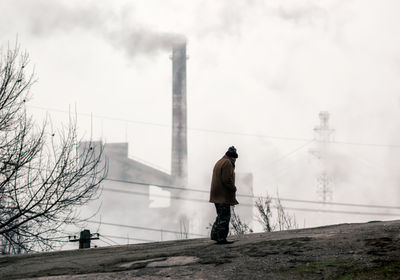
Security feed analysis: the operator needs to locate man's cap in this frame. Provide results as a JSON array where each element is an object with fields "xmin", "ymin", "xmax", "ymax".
[{"xmin": 225, "ymin": 146, "xmax": 238, "ymax": 158}]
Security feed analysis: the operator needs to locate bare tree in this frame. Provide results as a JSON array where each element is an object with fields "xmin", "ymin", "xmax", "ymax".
[
  {"xmin": 0, "ymin": 43, "xmax": 106, "ymax": 253},
  {"xmin": 255, "ymin": 196, "xmax": 274, "ymax": 232},
  {"xmin": 230, "ymin": 207, "xmax": 253, "ymax": 235},
  {"xmin": 177, "ymin": 215, "xmax": 189, "ymax": 239},
  {"xmin": 255, "ymin": 193, "xmax": 298, "ymax": 232},
  {"xmin": 275, "ymin": 195, "xmax": 297, "ymax": 231}
]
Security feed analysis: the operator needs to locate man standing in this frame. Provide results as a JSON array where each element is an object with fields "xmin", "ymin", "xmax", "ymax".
[{"xmin": 210, "ymin": 146, "xmax": 239, "ymax": 244}]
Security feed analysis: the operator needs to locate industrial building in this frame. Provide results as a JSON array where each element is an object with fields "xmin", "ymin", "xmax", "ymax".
[{"xmin": 81, "ymin": 40, "xmax": 254, "ymax": 244}]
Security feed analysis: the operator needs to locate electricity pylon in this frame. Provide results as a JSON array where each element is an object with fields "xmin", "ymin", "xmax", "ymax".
[{"xmin": 310, "ymin": 111, "xmax": 335, "ymax": 203}]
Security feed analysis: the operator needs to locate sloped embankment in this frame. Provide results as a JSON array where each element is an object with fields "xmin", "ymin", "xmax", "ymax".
[{"xmin": 1, "ymin": 220, "xmax": 400, "ymax": 279}]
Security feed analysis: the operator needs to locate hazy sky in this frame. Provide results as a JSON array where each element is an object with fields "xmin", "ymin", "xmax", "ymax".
[{"xmin": 1, "ymin": 0, "xmax": 400, "ymax": 228}]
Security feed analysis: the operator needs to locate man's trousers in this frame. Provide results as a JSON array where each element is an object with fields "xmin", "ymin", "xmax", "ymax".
[{"xmin": 211, "ymin": 203, "xmax": 231, "ymax": 242}]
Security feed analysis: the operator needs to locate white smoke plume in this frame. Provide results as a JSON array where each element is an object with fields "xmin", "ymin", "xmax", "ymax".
[{"xmin": 2, "ymin": 0, "xmax": 185, "ymax": 57}]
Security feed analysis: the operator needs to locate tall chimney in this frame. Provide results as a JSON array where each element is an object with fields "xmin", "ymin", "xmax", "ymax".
[{"xmin": 171, "ymin": 40, "xmax": 187, "ymax": 186}]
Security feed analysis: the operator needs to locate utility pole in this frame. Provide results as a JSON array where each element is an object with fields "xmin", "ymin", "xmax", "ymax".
[
  {"xmin": 310, "ymin": 111, "xmax": 335, "ymax": 203},
  {"xmin": 69, "ymin": 229, "xmax": 99, "ymax": 249}
]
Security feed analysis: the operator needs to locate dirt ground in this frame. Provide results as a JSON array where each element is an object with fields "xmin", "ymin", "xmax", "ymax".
[{"xmin": 1, "ymin": 220, "xmax": 400, "ymax": 279}]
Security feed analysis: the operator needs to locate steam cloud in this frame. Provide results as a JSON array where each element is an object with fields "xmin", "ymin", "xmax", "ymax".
[{"xmin": 14, "ymin": 0, "xmax": 186, "ymax": 57}]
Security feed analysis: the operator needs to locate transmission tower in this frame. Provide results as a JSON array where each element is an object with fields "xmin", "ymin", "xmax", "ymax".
[
  {"xmin": 316, "ymin": 171, "xmax": 333, "ymax": 202},
  {"xmin": 310, "ymin": 111, "xmax": 335, "ymax": 203}
]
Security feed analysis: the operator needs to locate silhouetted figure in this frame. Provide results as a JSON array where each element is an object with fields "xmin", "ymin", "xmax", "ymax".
[{"xmin": 210, "ymin": 146, "xmax": 239, "ymax": 244}]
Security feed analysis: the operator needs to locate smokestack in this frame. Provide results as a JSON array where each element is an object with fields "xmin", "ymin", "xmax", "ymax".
[{"xmin": 171, "ymin": 40, "xmax": 187, "ymax": 186}]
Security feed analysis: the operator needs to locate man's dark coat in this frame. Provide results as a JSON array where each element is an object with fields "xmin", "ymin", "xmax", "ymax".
[{"xmin": 210, "ymin": 155, "xmax": 239, "ymax": 205}]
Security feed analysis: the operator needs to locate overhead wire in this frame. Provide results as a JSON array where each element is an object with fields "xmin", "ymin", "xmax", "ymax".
[
  {"xmin": 28, "ymin": 105, "xmax": 400, "ymax": 148},
  {"xmin": 28, "ymin": 105, "xmax": 311, "ymax": 142},
  {"xmin": 101, "ymin": 235, "xmax": 120, "ymax": 246},
  {"xmin": 97, "ymin": 238, "xmax": 114, "ymax": 247},
  {"xmin": 101, "ymin": 186, "xmax": 400, "ymax": 217},
  {"xmin": 252, "ymin": 139, "xmax": 315, "ymax": 175},
  {"xmin": 101, "ymin": 234, "xmax": 156, "ymax": 243},
  {"xmin": 85, "ymin": 220, "xmax": 207, "ymax": 237},
  {"xmin": 26, "ymin": 105, "xmax": 400, "ymax": 233},
  {"xmin": 69, "ymin": 192, "xmax": 400, "ymax": 241},
  {"xmin": 264, "ymin": 139, "xmax": 315, "ymax": 167},
  {"xmin": 103, "ymin": 178, "xmax": 400, "ymax": 210}
]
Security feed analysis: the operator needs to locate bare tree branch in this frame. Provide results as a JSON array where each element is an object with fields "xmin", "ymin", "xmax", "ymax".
[
  {"xmin": 0, "ymin": 43, "xmax": 107, "ymax": 254},
  {"xmin": 255, "ymin": 196, "xmax": 274, "ymax": 232},
  {"xmin": 255, "ymin": 192, "xmax": 298, "ymax": 232},
  {"xmin": 230, "ymin": 207, "xmax": 253, "ymax": 236}
]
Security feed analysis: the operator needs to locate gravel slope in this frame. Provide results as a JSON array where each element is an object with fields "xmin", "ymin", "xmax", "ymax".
[{"xmin": 1, "ymin": 220, "xmax": 400, "ymax": 279}]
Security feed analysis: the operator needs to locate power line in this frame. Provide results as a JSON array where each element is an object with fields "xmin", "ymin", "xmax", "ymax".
[
  {"xmin": 9, "ymin": 133, "xmax": 398, "ymax": 212},
  {"xmin": 101, "ymin": 186, "xmax": 400, "ymax": 217},
  {"xmin": 85, "ymin": 220, "xmax": 207, "ymax": 237},
  {"xmin": 104, "ymin": 178, "xmax": 208, "ymax": 193},
  {"xmin": 97, "ymin": 238, "xmax": 114, "ymax": 247},
  {"xmin": 101, "ymin": 234, "xmax": 156, "ymax": 243},
  {"xmin": 268, "ymin": 140, "xmax": 314, "ymax": 165},
  {"xmin": 268, "ymin": 197, "xmax": 400, "ymax": 210},
  {"xmin": 103, "ymin": 178, "xmax": 400, "ymax": 210},
  {"xmin": 29, "ymin": 105, "xmax": 311, "ymax": 142},
  {"xmin": 29, "ymin": 105, "xmax": 171, "ymax": 129},
  {"xmin": 330, "ymin": 140, "xmax": 400, "ymax": 148},
  {"xmin": 101, "ymin": 235, "xmax": 120, "ymax": 246},
  {"xmin": 283, "ymin": 206, "xmax": 400, "ymax": 217},
  {"xmin": 102, "ymin": 187, "xmax": 214, "ymax": 205},
  {"xmin": 253, "ymin": 140, "xmax": 315, "ymax": 174},
  {"xmin": 28, "ymin": 105, "xmax": 400, "ymax": 148}
]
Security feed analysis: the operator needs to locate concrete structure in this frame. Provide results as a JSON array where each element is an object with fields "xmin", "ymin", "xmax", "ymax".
[
  {"xmin": 83, "ymin": 142, "xmax": 182, "ymax": 243},
  {"xmin": 171, "ymin": 41, "xmax": 188, "ymax": 186},
  {"xmin": 104, "ymin": 142, "xmax": 175, "ymax": 187}
]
